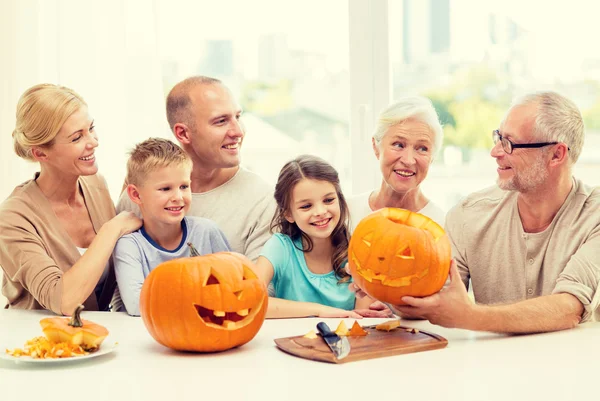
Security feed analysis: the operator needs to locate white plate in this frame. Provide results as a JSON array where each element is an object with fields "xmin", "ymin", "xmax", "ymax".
[{"xmin": 0, "ymin": 341, "xmax": 118, "ymax": 364}]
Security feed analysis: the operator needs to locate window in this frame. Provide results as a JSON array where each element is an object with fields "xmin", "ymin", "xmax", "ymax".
[
  {"xmin": 155, "ymin": 0, "xmax": 352, "ymax": 190},
  {"xmin": 2, "ymin": 0, "xmax": 597, "ymax": 206},
  {"xmin": 387, "ymin": 0, "xmax": 600, "ymax": 211}
]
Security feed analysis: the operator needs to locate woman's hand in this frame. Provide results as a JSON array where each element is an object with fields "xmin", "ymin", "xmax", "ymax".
[{"xmin": 111, "ymin": 211, "xmax": 142, "ymax": 236}]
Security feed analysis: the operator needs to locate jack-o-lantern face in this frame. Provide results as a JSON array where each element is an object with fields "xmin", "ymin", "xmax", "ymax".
[
  {"xmin": 140, "ymin": 250, "xmax": 268, "ymax": 352},
  {"xmin": 348, "ymin": 208, "xmax": 451, "ymax": 305}
]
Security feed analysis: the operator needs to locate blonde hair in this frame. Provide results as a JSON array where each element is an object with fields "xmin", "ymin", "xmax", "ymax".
[
  {"xmin": 126, "ymin": 138, "xmax": 192, "ymax": 186},
  {"xmin": 12, "ymin": 83, "xmax": 87, "ymax": 161}
]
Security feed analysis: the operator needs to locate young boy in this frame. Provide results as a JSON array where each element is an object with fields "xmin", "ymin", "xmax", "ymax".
[{"xmin": 113, "ymin": 138, "xmax": 231, "ymax": 316}]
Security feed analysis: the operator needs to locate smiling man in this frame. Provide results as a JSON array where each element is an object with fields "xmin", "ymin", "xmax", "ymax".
[
  {"xmin": 116, "ymin": 76, "xmax": 275, "ymax": 263},
  {"xmin": 353, "ymin": 91, "xmax": 600, "ymax": 333}
]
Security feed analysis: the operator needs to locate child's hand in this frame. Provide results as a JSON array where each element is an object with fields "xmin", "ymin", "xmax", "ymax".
[
  {"xmin": 353, "ymin": 307, "xmax": 394, "ymax": 318},
  {"xmin": 368, "ymin": 300, "xmax": 389, "ymax": 311},
  {"xmin": 353, "ymin": 300, "xmax": 394, "ymax": 318},
  {"xmin": 317, "ymin": 306, "xmax": 362, "ymax": 319}
]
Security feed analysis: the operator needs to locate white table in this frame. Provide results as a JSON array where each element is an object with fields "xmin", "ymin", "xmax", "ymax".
[{"xmin": 0, "ymin": 309, "xmax": 598, "ymax": 401}]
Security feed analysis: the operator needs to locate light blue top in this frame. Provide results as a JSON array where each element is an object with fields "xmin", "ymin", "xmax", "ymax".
[
  {"xmin": 113, "ymin": 216, "xmax": 231, "ymax": 316},
  {"xmin": 260, "ymin": 233, "xmax": 355, "ymax": 310}
]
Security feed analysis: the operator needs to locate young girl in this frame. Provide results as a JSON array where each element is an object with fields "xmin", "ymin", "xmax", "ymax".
[{"xmin": 255, "ymin": 155, "xmax": 390, "ymax": 318}]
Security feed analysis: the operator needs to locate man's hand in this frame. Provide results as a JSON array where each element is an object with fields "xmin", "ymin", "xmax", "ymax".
[{"xmin": 393, "ymin": 260, "xmax": 475, "ymax": 329}]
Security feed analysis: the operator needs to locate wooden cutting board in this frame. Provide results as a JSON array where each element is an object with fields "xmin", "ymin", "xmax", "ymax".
[{"xmin": 274, "ymin": 324, "xmax": 447, "ymax": 364}]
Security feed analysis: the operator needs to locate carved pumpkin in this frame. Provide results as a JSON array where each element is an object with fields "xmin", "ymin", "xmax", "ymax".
[
  {"xmin": 40, "ymin": 305, "xmax": 109, "ymax": 351},
  {"xmin": 348, "ymin": 208, "xmax": 451, "ymax": 305},
  {"xmin": 140, "ymin": 245, "xmax": 268, "ymax": 352}
]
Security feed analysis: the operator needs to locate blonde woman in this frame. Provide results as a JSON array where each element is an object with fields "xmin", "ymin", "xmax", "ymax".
[{"xmin": 0, "ymin": 84, "xmax": 141, "ymax": 315}]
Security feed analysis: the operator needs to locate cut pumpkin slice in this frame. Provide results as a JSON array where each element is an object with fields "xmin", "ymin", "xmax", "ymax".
[
  {"xmin": 303, "ymin": 330, "xmax": 318, "ymax": 339},
  {"xmin": 334, "ymin": 321, "xmax": 349, "ymax": 336},
  {"xmin": 375, "ymin": 319, "xmax": 401, "ymax": 332},
  {"xmin": 348, "ymin": 321, "xmax": 368, "ymax": 336}
]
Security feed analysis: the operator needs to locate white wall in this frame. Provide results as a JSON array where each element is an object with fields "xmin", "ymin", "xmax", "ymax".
[
  {"xmin": 0, "ymin": 0, "xmax": 169, "ymax": 308},
  {"xmin": 0, "ymin": 0, "xmax": 168, "ymax": 202}
]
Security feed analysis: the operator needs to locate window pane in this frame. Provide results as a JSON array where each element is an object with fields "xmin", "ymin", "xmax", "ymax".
[
  {"xmin": 390, "ymin": 0, "xmax": 600, "ymax": 211},
  {"xmin": 156, "ymin": 0, "xmax": 351, "ymax": 191}
]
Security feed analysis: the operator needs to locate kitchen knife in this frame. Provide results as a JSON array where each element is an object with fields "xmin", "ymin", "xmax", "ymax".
[{"xmin": 316, "ymin": 322, "xmax": 351, "ymax": 360}]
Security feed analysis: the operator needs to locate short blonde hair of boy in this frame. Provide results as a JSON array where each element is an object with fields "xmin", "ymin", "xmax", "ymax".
[{"xmin": 126, "ymin": 138, "xmax": 192, "ymax": 187}]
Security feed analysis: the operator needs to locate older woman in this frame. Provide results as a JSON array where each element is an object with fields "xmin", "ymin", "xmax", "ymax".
[
  {"xmin": 348, "ymin": 96, "xmax": 445, "ymax": 230},
  {"xmin": 0, "ymin": 84, "xmax": 141, "ymax": 315}
]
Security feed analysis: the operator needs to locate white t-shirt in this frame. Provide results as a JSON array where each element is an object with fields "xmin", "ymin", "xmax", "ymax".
[{"xmin": 347, "ymin": 191, "xmax": 446, "ymax": 233}]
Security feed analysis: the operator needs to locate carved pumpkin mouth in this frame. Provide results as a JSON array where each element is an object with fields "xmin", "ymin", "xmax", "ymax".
[
  {"xmin": 193, "ymin": 297, "xmax": 265, "ymax": 330},
  {"xmin": 350, "ymin": 251, "xmax": 429, "ymax": 287}
]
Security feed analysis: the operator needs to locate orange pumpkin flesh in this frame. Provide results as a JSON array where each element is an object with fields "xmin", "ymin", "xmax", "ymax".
[
  {"xmin": 375, "ymin": 319, "xmax": 402, "ymax": 332},
  {"xmin": 348, "ymin": 321, "xmax": 368, "ymax": 336},
  {"xmin": 40, "ymin": 305, "xmax": 109, "ymax": 351},
  {"xmin": 140, "ymin": 250, "xmax": 268, "ymax": 352},
  {"xmin": 348, "ymin": 208, "xmax": 451, "ymax": 305},
  {"xmin": 335, "ymin": 321, "xmax": 349, "ymax": 336}
]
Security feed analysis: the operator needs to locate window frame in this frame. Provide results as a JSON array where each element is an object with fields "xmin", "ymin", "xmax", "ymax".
[{"xmin": 348, "ymin": 0, "xmax": 391, "ymax": 194}]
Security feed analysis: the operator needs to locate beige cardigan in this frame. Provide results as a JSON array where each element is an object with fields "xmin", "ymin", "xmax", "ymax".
[{"xmin": 0, "ymin": 174, "xmax": 116, "ymax": 314}]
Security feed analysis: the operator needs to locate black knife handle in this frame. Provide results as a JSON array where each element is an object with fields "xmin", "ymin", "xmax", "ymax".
[{"xmin": 317, "ymin": 322, "xmax": 335, "ymax": 338}]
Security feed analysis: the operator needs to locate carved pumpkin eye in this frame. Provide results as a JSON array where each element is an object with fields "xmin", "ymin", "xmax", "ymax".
[
  {"xmin": 205, "ymin": 274, "xmax": 220, "ymax": 286},
  {"xmin": 397, "ymin": 246, "xmax": 414, "ymax": 259},
  {"xmin": 242, "ymin": 266, "xmax": 258, "ymax": 281}
]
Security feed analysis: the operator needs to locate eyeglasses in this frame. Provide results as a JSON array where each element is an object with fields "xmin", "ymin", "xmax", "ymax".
[{"xmin": 492, "ymin": 130, "xmax": 566, "ymax": 154}]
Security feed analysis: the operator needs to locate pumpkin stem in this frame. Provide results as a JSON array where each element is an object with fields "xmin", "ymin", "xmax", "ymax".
[
  {"xmin": 69, "ymin": 305, "xmax": 85, "ymax": 327},
  {"xmin": 188, "ymin": 242, "xmax": 201, "ymax": 257}
]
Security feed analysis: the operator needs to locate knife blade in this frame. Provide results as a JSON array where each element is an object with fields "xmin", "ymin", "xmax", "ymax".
[{"xmin": 316, "ymin": 322, "xmax": 351, "ymax": 360}]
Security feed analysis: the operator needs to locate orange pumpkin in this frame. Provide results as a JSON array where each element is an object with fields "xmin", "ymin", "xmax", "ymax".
[
  {"xmin": 40, "ymin": 305, "xmax": 109, "ymax": 351},
  {"xmin": 348, "ymin": 208, "xmax": 451, "ymax": 305},
  {"xmin": 140, "ymin": 245, "xmax": 268, "ymax": 352}
]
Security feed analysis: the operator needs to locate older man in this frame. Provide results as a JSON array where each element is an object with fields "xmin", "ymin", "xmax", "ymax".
[
  {"xmin": 357, "ymin": 91, "xmax": 600, "ymax": 333},
  {"xmin": 117, "ymin": 76, "xmax": 275, "ymax": 262}
]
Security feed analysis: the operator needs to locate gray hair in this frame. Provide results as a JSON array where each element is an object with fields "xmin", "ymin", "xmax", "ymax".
[
  {"xmin": 511, "ymin": 91, "xmax": 584, "ymax": 164},
  {"xmin": 372, "ymin": 96, "xmax": 444, "ymax": 158}
]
